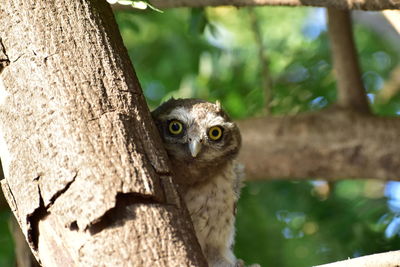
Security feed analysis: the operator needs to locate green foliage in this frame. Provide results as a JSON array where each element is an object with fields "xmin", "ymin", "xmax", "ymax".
[
  {"xmin": 0, "ymin": 211, "xmax": 14, "ymax": 266},
  {"xmin": 114, "ymin": 6, "xmax": 400, "ymax": 266},
  {"xmin": 235, "ymin": 181, "xmax": 400, "ymax": 266},
  {"xmin": 1, "ymin": 6, "xmax": 400, "ymax": 267}
]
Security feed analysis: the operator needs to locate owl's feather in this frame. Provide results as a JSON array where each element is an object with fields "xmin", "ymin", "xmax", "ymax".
[{"xmin": 152, "ymin": 98, "xmax": 243, "ymax": 267}]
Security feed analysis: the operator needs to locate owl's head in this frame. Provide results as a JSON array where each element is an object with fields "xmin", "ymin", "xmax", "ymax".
[{"xmin": 152, "ymin": 98, "xmax": 241, "ymax": 166}]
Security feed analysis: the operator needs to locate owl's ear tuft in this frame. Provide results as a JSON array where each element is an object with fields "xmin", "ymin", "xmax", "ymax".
[{"xmin": 215, "ymin": 100, "xmax": 222, "ymax": 111}]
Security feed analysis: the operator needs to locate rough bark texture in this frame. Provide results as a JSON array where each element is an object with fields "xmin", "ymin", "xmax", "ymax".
[
  {"xmin": 327, "ymin": 9, "xmax": 370, "ymax": 113},
  {"xmin": 314, "ymin": 250, "xmax": 400, "ymax": 267},
  {"xmin": 127, "ymin": 0, "xmax": 400, "ymax": 10},
  {"xmin": 238, "ymin": 108, "xmax": 400, "ymax": 181},
  {"xmin": 0, "ymin": 0, "xmax": 206, "ymax": 266}
]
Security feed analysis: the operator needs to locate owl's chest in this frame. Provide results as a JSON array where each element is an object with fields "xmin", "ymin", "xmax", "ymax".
[{"xmin": 183, "ymin": 169, "xmax": 237, "ymax": 252}]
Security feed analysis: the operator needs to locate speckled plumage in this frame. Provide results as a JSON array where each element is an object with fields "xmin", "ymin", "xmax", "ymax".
[{"xmin": 152, "ymin": 98, "xmax": 243, "ymax": 267}]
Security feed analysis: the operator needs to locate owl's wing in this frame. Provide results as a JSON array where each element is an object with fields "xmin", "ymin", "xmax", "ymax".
[
  {"xmin": 233, "ymin": 161, "xmax": 245, "ymax": 216},
  {"xmin": 233, "ymin": 161, "xmax": 245, "ymax": 197}
]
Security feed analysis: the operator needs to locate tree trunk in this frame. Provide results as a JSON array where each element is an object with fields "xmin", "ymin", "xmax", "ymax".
[{"xmin": 0, "ymin": 0, "xmax": 206, "ymax": 266}]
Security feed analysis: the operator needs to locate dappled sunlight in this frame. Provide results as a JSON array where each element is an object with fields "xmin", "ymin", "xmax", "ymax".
[{"xmin": 1, "ymin": 3, "xmax": 400, "ymax": 267}]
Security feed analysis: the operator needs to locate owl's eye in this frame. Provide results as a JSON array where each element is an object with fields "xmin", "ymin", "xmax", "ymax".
[
  {"xmin": 208, "ymin": 126, "xmax": 223, "ymax": 141},
  {"xmin": 168, "ymin": 120, "xmax": 183, "ymax": 135}
]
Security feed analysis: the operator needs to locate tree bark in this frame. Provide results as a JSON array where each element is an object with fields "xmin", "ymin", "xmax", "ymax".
[
  {"xmin": 238, "ymin": 108, "xmax": 400, "ymax": 181},
  {"xmin": 0, "ymin": 0, "xmax": 206, "ymax": 266},
  {"xmin": 327, "ymin": 9, "xmax": 370, "ymax": 113},
  {"xmin": 114, "ymin": 0, "xmax": 400, "ymax": 10}
]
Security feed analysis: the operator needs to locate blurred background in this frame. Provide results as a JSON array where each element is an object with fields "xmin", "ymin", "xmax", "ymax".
[{"xmin": 1, "ymin": 6, "xmax": 400, "ymax": 267}]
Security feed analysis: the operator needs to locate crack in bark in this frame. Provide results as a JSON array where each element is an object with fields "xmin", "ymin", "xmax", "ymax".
[
  {"xmin": 87, "ymin": 109, "xmax": 117, "ymax": 122},
  {"xmin": 27, "ymin": 174, "xmax": 78, "ymax": 250},
  {"xmin": 48, "ymin": 173, "xmax": 78, "ymax": 206},
  {"xmin": 27, "ymin": 184, "xmax": 48, "ymax": 250},
  {"xmin": 87, "ymin": 192, "xmax": 161, "ymax": 235},
  {"xmin": 11, "ymin": 53, "xmax": 26, "ymax": 63},
  {"xmin": 0, "ymin": 38, "xmax": 10, "ymax": 74}
]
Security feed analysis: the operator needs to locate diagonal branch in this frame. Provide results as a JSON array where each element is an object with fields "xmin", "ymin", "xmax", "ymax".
[{"xmin": 327, "ymin": 9, "xmax": 370, "ymax": 113}]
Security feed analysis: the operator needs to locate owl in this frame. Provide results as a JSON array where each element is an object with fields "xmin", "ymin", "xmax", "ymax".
[{"xmin": 152, "ymin": 98, "xmax": 243, "ymax": 267}]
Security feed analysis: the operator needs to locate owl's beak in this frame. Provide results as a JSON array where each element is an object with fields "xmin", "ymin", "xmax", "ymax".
[{"xmin": 189, "ymin": 140, "xmax": 201, "ymax": 158}]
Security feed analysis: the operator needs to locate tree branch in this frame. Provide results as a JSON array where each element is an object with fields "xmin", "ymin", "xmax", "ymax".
[
  {"xmin": 314, "ymin": 250, "xmax": 400, "ymax": 267},
  {"xmin": 238, "ymin": 108, "xmax": 400, "ymax": 181},
  {"xmin": 327, "ymin": 9, "xmax": 370, "ymax": 113},
  {"xmin": 112, "ymin": 0, "xmax": 400, "ymax": 10}
]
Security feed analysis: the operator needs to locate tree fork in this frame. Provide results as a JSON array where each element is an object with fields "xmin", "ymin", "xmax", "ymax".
[{"xmin": 0, "ymin": 0, "xmax": 206, "ymax": 266}]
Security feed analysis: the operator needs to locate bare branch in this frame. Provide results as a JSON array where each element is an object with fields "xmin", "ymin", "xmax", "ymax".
[
  {"xmin": 238, "ymin": 108, "xmax": 400, "ymax": 181},
  {"xmin": 327, "ymin": 9, "xmax": 370, "ymax": 113},
  {"xmin": 112, "ymin": 0, "xmax": 400, "ymax": 10},
  {"xmin": 314, "ymin": 250, "xmax": 400, "ymax": 267}
]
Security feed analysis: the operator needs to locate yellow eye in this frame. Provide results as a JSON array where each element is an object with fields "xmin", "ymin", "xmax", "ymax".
[
  {"xmin": 168, "ymin": 120, "xmax": 183, "ymax": 135},
  {"xmin": 208, "ymin": 126, "xmax": 223, "ymax": 141}
]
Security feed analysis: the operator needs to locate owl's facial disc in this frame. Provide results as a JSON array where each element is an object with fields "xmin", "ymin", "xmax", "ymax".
[{"xmin": 153, "ymin": 100, "xmax": 240, "ymax": 164}]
